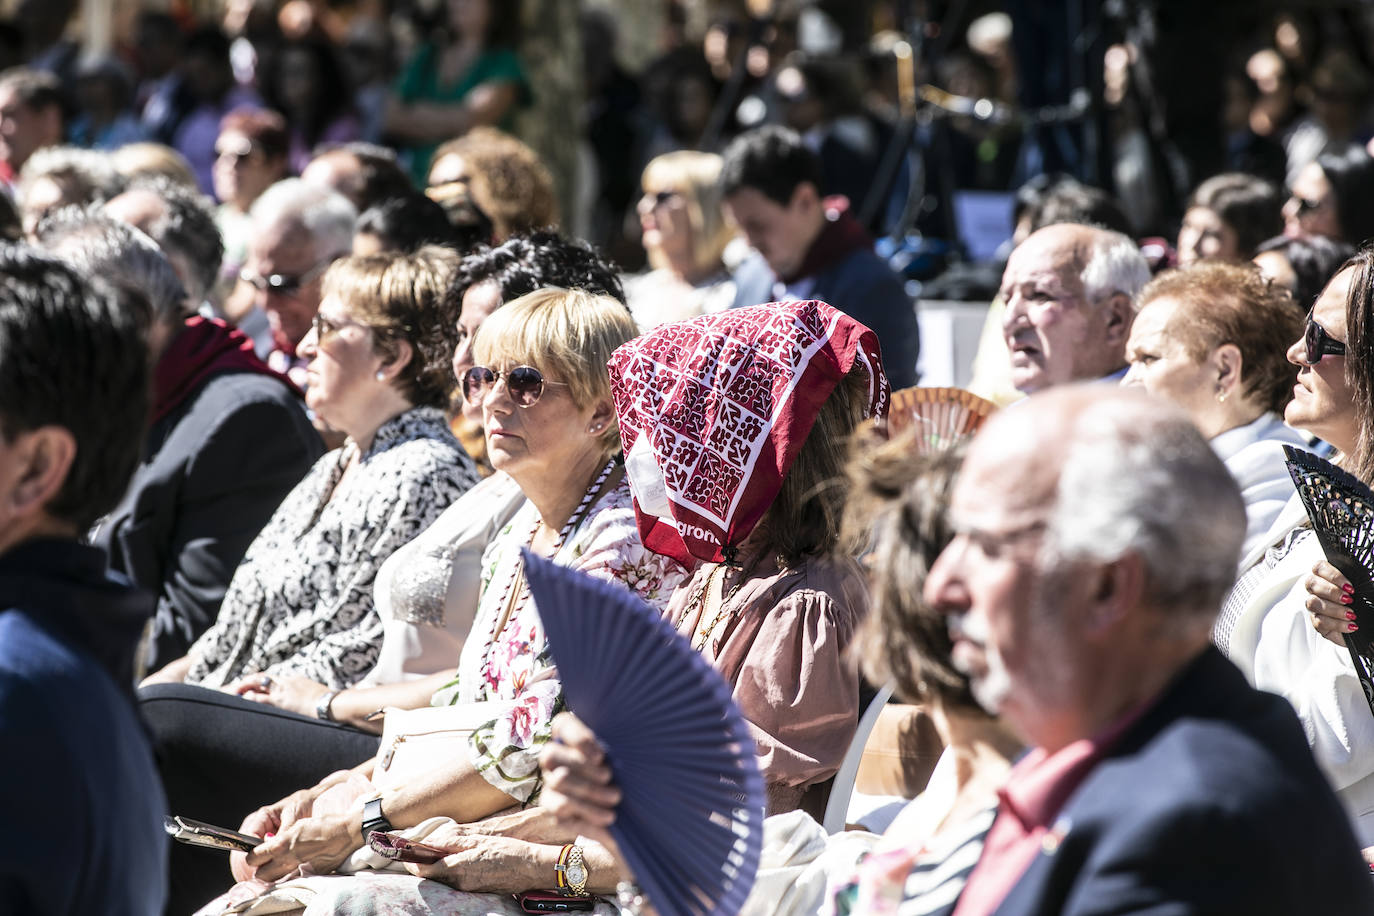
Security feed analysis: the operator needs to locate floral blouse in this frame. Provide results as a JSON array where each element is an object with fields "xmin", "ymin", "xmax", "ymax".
[
  {"xmin": 188, "ymin": 407, "xmax": 478, "ymax": 688},
  {"xmin": 432, "ymin": 477, "xmax": 691, "ymax": 804}
]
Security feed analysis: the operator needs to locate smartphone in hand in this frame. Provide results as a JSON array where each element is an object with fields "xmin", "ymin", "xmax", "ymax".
[
  {"xmin": 514, "ymin": 891, "xmax": 596, "ymax": 913},
  {"xmin": 164, "ymin": 816, "xmax": 261, "ymax": 853},
  {"xmin": 367, "ymin": 830, "xmax": 450, "ymax": 865}
]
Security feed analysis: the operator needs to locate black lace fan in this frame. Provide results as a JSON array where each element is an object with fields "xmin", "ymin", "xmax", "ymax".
[
  {"xmin": 1283, "ymin": 445, "xmax": 1374, "ymax": 718},
  {"xmin": 522, "ymin": 550, "xmax": 765, "ymax": 916}
]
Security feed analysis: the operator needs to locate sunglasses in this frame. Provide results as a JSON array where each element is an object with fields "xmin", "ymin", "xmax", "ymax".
[
  {"xmin": 647, "ymin": 189, "xmax": 681, "ymax": 208},
  {"xmin": 462, "ymin": 365, "xmax": 566, "ymax": 407},
  {"xmin": 239, "ymin": 259, "xmax": 332, "ymax": 297},
  {"xmin": 1304, "ymin": 311, "xmax": 1347, "ymax": 364}
]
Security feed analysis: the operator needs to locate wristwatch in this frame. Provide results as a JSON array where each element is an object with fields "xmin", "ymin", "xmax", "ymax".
[
  {"xmin": 361, "ymin": 797, "xmax": 392, "ymax": 841},
  {"xmin": 315, "ymin": 689, "xmax": 341, "ymax": 721},
  {"xmin": 555, "ymin": 843, "xmax": 589, "ymax": 896}
]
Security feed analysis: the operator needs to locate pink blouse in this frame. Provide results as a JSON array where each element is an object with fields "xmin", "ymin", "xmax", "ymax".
[{"xmin": 666, "ymin": 552, "xmax": 869, "ymax": 813}]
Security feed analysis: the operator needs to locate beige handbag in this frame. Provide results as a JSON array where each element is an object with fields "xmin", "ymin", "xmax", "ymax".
[{"xmin": 371, "ymin": 700, "xmax": 515, "ymax": 793}]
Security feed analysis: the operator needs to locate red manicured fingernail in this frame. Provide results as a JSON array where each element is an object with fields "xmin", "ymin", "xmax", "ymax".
[
  {"xmin": 1343, "ymin": 583, "xmax": 1355, "ymax": 594},
  {"xmin": 265, "ymin": 832, "xmax": 275, "ymax": 839},
  {"xmin": 1350, "ymin": 623, "xmax": 1360, "ymax": 632},
  {"xmin": 1343, "ymin": 593, "xmax": 1354, "ymax": 605},
  {"xmin": 1347, "ymin": 611, "xmax": 1358, "ymax": 620}
]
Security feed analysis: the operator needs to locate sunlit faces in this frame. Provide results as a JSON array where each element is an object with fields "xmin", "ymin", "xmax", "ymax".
[
  {"xmin": 723, "ymin": 186, "xmax": 818, "ymax": 279},
  {"xmin": 245, "ymin": 223, "xmax": 328, "ymax": 354},
  {"xmin": 1285, "ymin": 266, "xmax": 1357, "ymax": 451},
  {"xmin": 479, "ymin": 355, "xmax": 598, "ymax": 483},
  {"xmin": 297, "ymin": 294, "xmax": 384, "ymax": 426},
  {"xmin": 1122, "ymin": 297, "xmax": 1219, "ymax": 434},
  {"xmin": 1284, "ymin": 160, "xmax": 1341, "ymax": 241},
  {"xmin": 1177, "ymin": 206, "xmax": 1241, "ymax": 266},
  {"xmin": 922, "ymin": 425, "xmax": 1071, "ymax": 725},
  {"xmin": 1000, "ymin": 230, "xmax": 1121, "ymax": 393},
  {"xmin": 452, "ymin": 279, "xmax": 504, "ymax": 427},
  {"xmin": 638, "ymin": 188, "xmax": 692, "ymax": 264}
]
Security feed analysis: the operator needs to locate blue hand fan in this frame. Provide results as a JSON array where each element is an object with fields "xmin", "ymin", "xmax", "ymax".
[
  {"xmin": 521, "ymin": 550, "xmax": 765, "ymax": 916},
  {"xmin": 1283, "ymin": 445, "xmax": 1374, "ymax": 719}
]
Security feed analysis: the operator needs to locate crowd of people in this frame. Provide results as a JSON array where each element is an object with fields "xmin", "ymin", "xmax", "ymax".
[{"xmin": 8, "ymin": 3, "xmax": 1374, "ymax": 916}]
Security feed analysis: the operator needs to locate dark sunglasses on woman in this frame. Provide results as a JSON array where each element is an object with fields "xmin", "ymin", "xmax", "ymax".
[
  {"xmin": 1304, "ymin": 310, "xmax": 1347, "ymax": 365},
  {"xmin": 463, "ymin": 365, "xmax": 566, "ymax": 407}
]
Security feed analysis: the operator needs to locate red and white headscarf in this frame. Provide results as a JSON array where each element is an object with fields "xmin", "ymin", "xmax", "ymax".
[{"xmin": 607, "ymin": 300, "xmax": 890, "ymax": 566}]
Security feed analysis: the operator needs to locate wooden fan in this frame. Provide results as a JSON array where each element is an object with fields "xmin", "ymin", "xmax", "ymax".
[{"xmin": 885, "ymin": 386, "xmax": 997, "ymax": 453}]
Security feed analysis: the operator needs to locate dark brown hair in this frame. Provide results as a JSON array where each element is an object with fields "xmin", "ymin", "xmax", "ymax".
[
  {"xmin": 1342, "ymin": 246, "xmax": 1374, "ymax": 481},
  {"xmin": 1137, "ymin": 261, "xmax": 1303, "ymax": 414},
  {"xmin": 752, "ymin": 365, "xmax": 869, "ymax": 565}
]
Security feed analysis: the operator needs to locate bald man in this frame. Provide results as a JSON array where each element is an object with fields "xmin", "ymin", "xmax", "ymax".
[{"xmin": 999, "ymin": 223, "xmax": 1151, "ymax": 394}]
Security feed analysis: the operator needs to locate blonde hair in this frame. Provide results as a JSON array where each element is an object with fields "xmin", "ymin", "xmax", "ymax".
[
  {"xmin": 641, "ymin": 151, "xmax": 733, "ymax": 278},
  {"xmin": 321, "ymin": 245, "xmax": 462, "ymax": 407},
  {"xmin": 472, "ymin": 287, "xmax": 638, "ymax": 458},
  {"xmin": 110, "ymin": 142, "xmax": 198, "ymax": 189}
]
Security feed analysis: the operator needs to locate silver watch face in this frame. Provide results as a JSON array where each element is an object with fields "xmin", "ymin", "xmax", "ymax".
[{"xmin": 566, "ymin": 863, "xmax": 587, "ymax": 885}]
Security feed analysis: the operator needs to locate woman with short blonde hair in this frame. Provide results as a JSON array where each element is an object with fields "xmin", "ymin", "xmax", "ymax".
[{"xmin": 624, "ymin": 150, "xmax": 737, "ymax": 329}]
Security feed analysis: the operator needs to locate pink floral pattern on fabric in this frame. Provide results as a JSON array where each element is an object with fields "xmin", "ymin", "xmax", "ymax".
[
  {"xmin": 431, "ymin": 478, "xmax": 691, "ymax": 804},
  {"xmin": 607, "ymin": 301, "xmax": 889, "ymax": 565}
]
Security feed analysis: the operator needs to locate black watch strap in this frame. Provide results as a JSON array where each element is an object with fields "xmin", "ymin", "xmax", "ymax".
[{"xmin": 361, "ymin": 797, "xmax": 392, "ymax": 839}]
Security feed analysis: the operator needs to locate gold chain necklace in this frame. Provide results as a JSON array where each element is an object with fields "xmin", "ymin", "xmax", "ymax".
[{"xmin": 691, "ymin": 559, "xmax": 756, "ymax": 653}]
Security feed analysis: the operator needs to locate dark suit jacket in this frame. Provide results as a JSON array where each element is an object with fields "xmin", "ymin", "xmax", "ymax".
[
  {"xmin": 730, "ymin": 248, "xmax": 920, "ymax": 389},
  {"xmin": 94, "ymin": 372, "xmax": 322, "ymax": 671},
  {"xmin": 943, "ymin": 648, "xmax": 1374, "ymax": 916}
]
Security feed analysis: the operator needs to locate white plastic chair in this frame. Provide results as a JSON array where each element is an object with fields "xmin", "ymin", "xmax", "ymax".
[{"xmin": 822, "ymin": 680, "xmax": 896, "ymax": 834}]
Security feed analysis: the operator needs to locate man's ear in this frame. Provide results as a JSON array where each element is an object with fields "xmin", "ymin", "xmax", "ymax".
[
  {"xmin": 4, "ymin": 426, "xmax": 76, "ymax": 520},
  {"xmin": 1083, "ymin": 551, "xmax": 1147, "ymax": 636},
  {"xmin": 1101, "ymin": 293, "xmax": 1135, "ymax": 346},
  {"xmin": 790, "ymin": 181, "xmax": 821, "ymax": 214}
]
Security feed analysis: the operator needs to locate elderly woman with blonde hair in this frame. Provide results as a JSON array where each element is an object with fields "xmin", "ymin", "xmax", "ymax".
[{"xmin": 624, "ymin": 150, "xmax": 737, "ymax": 329}]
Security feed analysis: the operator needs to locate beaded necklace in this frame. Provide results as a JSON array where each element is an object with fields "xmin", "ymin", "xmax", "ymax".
[{"xmin": 479, "ymin": 459, "xmax": 619, "ymax": 676}]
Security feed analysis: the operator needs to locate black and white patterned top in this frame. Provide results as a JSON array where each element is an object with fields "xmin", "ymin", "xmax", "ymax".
[{"xmin": 187, "ymin": 406, "xmax": 479, "ymax": 688}]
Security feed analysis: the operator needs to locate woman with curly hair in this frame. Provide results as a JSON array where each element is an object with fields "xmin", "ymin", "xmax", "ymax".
[{"xmin": 426, "ymin": 127, "xmax": 557, "ymax": 242}]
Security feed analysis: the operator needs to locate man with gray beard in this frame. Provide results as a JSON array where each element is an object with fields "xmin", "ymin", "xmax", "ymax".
[{"xmin": 922, "ymin": 385, "xmax": 1374, "ymax": 915}]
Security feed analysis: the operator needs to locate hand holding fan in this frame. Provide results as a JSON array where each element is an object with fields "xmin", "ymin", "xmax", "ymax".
[
  {"xmin": 1283, "ymin": 445, "xmax": 1374, "ymax": 718},
  {"xmin": 522, "ymin": 549, "xmax": 765, "ymax": 916},
  {"xmin": 885, "ymin": 386, "xmax": 996, "ymax": 452}
]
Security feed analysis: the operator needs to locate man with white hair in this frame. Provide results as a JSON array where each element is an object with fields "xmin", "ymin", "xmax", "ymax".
[
  {"xmin": 235, "ymin": 178, "xmax": 357, "ymax": 387},
  {"xmin": 1000, "ymin": 223, "xmax": 1149, "ymax": 394},
  {"xmin": 923, "ymin": 386, "xmax": 1374, "ymax": 914}
]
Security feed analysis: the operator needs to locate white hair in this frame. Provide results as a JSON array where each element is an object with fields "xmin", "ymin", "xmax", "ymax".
[
  {"xmin": 37, "ymin": 205, "xmax": 187, "ymax": 323},
  {"xmin": 250, "ymin": 178, "xmax": 357, "ymax": 262},
  {"xmin": 1080, "ymin": 229, "xmax": 1150, "ymax": 305},
  {"xmin": 1041, "ymin": 394, "xmax": 1245, "ymax": 626}
]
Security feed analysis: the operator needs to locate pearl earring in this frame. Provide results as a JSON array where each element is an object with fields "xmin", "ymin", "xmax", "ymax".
[{"xmin": 375, "ymin": 370, "xmax": 386, "ymax": 381}]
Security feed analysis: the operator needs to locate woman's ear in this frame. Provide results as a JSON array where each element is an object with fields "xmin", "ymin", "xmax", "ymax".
[
  {"xmin": 587, "ymin": 399, "xmax": 616, "ymax": 436},
  {"xmin": 1212, "ymin": 343, "xmax": 1243, "ymax": 394},
  {"xmin": 376, "ymin": 339, "xmax": 414, "ymax": 383}
]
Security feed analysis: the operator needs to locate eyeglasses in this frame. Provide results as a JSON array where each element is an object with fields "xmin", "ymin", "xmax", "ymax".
[
  {"xmin": 311, "ymin": 311, "xmax": 367, "ymax": 343},
  {"xmin": 1304, "ymin": 311, "xmax": 1347, "ymax": 364},
  {"xmin": 240, "ymin": 259, "xmax": 332, "ymax": 297},
  {"xmin": 1291, "ymin": 194, "xmax": 1325, "ymax": 214},
  {"xmin": 462, "ymin": 365, "xmax": 566, "ymax": 407}
]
